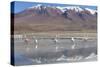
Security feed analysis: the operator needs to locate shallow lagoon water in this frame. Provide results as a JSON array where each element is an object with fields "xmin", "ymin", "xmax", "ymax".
[{"xmin": 13, "ymin": 38, "xmax": 97, "ymax": 66}]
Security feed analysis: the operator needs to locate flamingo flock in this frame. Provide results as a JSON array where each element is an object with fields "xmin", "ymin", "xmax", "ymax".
[
  {"xmin": 22, "ymin": 34, "xmax": 88, "ymax": 51},
  {"xmin": 23, "ymin": 35, "xmax": 39, "ymax": 52}
]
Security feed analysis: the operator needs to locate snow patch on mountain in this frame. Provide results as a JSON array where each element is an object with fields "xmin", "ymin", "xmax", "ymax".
[
  {"xmin": 56, "ymin": 6, "xmax": 66, "ymax": 12},
  {"xmin": 27, "ymin": 4, "xmax": 97, "ymax": 15},
  {"xmin": 85, "ymin": 8, "xmax": 96, "ymax": 14},
  {"xmin": 27, "ymin": 4, "xmax": 44, "ymax": 10},
  {"xmin": 66, "ymin": 6, "xmax": 83, "ymax": 12}
]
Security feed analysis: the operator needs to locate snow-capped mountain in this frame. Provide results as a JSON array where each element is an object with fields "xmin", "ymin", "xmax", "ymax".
[
  {"xmin": 84, "ymin": 8, "xmax": 97, "ymax": 14},
  {"xmin": 56, "ymin": 6, "xmax": 84, "ymax": 12},
  {"xmin": 26, "ymin": 4, "xmax": 96, "ymax": 15},
  {"xmin": 13, "ymin": 4, "xmax": 97, "ymax": 33},
  {"xmin": 15, "ymin": 4, "xmax": 97, "ymax": 19},
  {"xmin": 28, "ymin": 4, "xmax": 47, "ymax": 10},
  {"xmin": 56, "ymin": 6, "xmax": 96, "ymax": 15}
]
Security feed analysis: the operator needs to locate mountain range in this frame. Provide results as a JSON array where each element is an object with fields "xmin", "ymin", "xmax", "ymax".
[{"xmin": 12, "ymin": 4, "xmax": 97, "ymax": 33}]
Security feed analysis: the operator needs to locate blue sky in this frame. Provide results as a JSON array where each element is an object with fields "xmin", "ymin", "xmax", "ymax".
[{"xmin": 11, "ymin": 1, "xmax": 97, "ymax": 13}]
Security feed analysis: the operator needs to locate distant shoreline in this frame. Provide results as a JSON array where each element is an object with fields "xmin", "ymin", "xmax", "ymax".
[{"xmin": 12, "ymin": 32, "xmax": 97, "ymax": 39}]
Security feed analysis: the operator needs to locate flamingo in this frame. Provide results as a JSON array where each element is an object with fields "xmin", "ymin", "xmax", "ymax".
[
  {"xmin": 71, "ymin": 37, "xmax": 75, "ymax": 42},
  {"xmin": 23, "ymin": 34, "xmax": 28, "ymax": 43},
  {"xmin": 33, "ymin": 36, "xmax": 38, "ymax": 49},
  {"xmin": 34, "ymin": 39, "xmax": 38, "ymax": 49},
  {"xmin": 24, "ymin": 38, "xmax": 30, "ymax": 43},
  {"xmin": 83, "ymin": 37, "xmax": 88, "ymax": 42},
  {"xmin": 71, "ymin": 37, "xmax": 76, "ymax": 49},
  {"xmin": 54, "ymin": 38, "xmax": 58, "ymax": 43},
  {"xmin": 53, "ymin": 35, "xmax": 59, "ymax": 52},
  {"xmin": 83, "ymin": 34, "xmax": 88, "ymax": 41},
  {"xmin": 24, "ymin": 36, "xmax": 31, "ymax": 52}
]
